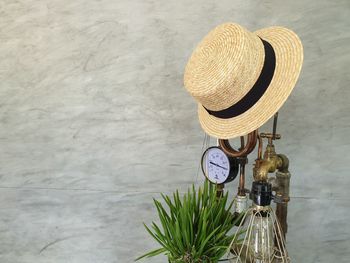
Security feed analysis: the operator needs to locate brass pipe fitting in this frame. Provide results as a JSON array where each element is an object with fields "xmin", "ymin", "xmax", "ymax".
[
  {"xmin": 253, "ymin": 142, "xmax": 284, "ymax": 181},
  {"xmin": 275, "ymin": 170, "xmax": 291, "ymax": 203},
  {"xmin": 277, "ymin": 154, "xmax": 289, "ymax": 173}
]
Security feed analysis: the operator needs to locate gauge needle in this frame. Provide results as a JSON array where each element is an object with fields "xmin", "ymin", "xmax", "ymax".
[{"xmin": 209, "ymin": 161, "xmax": 228, "ymax": 170}]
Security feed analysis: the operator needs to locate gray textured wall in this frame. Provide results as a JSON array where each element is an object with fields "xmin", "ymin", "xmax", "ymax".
[{"xmin": 0, "ymin": 0, "xmax": 349, "ymax": 262}]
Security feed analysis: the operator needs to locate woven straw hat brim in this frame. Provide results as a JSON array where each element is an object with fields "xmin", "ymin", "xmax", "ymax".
[{"xmin": 198, "ymin": 26, "xmax": 303, "ymax": 139}]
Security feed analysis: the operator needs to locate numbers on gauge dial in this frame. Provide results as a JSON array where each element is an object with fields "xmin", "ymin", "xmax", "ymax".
[{"xmin": 205, "ymin": 148, "xmax": 230, "ymax": 184}]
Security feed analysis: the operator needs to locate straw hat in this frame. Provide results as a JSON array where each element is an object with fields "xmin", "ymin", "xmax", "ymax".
[{"xmin": 184, "ymin": 23, "xmax": 303, "ymax": 139}]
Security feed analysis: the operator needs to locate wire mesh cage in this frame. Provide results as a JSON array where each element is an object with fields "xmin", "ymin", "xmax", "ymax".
[{"xmin": 228, "ymin": 205, "xmax": 290, "ymax": 263}]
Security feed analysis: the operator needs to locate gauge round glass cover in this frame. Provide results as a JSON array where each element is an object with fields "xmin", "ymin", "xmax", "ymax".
[{"xmin": 202, "ymin": 147, "xmax": 231, "ymax": 184}]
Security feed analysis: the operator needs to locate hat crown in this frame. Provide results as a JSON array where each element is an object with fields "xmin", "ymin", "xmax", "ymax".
[{"xmin": 184, "ymin": 23, "xmax": 265, "ymax": 111}]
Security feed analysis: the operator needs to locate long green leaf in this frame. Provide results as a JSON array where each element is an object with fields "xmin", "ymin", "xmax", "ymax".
[{"xmin": 135, "ymin": 247, "xmax": 167, "ymax": 261}]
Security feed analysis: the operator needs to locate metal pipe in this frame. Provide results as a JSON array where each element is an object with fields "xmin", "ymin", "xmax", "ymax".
[
  {"xmin": 257, "ymin": 134, "xmax": 263, "ymax": 160},
  {"xmin": 218, "ymin": 130, "xmax": 257, "ymax": 197},
  {"xmin": 218, "ymin": 130, "xmax": 258, "ymax": 157},
  {"xmin": 272, "ymin": 112, "xmax": 279, "ymax": 140},
  {"xmin": 275, "ymin": 170, "xmax": 291, "ymax": 241},
  {"xmin": 216, "ymin": 183, "xmax": 224, "ymax": 198},
  {"xmin": 238, "ymin": 160, "xmax": 246, "ymax": 196}
]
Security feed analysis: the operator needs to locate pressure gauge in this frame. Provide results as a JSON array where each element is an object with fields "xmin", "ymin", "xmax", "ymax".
[{"xmin": 201, "ymin": 146, "xmax": 239, "ymax": 184}]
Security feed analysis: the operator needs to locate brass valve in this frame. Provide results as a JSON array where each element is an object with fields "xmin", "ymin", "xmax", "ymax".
[
  {"xmin": 260, "ymin": 132, "xmax": 281, "ymax": 143},
  {"xmin": 254, "ymin": 136, "xmax": 284, "ymax": 181},
  {"xmin": 253, "ymin": 113, "xmax": 289, "ymax": 182}
]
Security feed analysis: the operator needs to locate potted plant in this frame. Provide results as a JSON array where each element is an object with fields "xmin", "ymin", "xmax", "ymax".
[{"xmin": 136, "ymin": 181, "xmax": 242, "ymax": 263}]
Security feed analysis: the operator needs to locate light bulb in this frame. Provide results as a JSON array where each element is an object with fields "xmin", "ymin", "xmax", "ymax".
[{"xmin": 250, "ymin": 211, "xmax": 274, "ymax": 262}]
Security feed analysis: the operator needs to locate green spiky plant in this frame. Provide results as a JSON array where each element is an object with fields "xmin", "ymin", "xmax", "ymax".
[{"xmin": 136, "ymin": 181, "xmax": 243, "ymax": 263}]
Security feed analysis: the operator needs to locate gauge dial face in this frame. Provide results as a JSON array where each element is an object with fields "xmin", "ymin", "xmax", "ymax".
[{"xmin": 203, "ymin": 147, "xmax": 230, "ymax": 184}]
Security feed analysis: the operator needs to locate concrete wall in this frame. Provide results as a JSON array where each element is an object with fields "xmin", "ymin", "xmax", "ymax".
[{"xmin": 0, "ymin": 0, "xmax": 349, "ymax": 262}]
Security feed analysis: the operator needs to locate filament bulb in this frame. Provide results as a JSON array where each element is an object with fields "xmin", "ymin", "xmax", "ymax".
[{"xmin": 250, "ymin": 209, "xmax": 274, "ymax": 262}]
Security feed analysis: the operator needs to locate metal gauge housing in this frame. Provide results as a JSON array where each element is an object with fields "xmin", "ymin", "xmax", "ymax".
[{"xmin": 201, "ymin": 146, "xmax": 239, "ymax": 184}]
